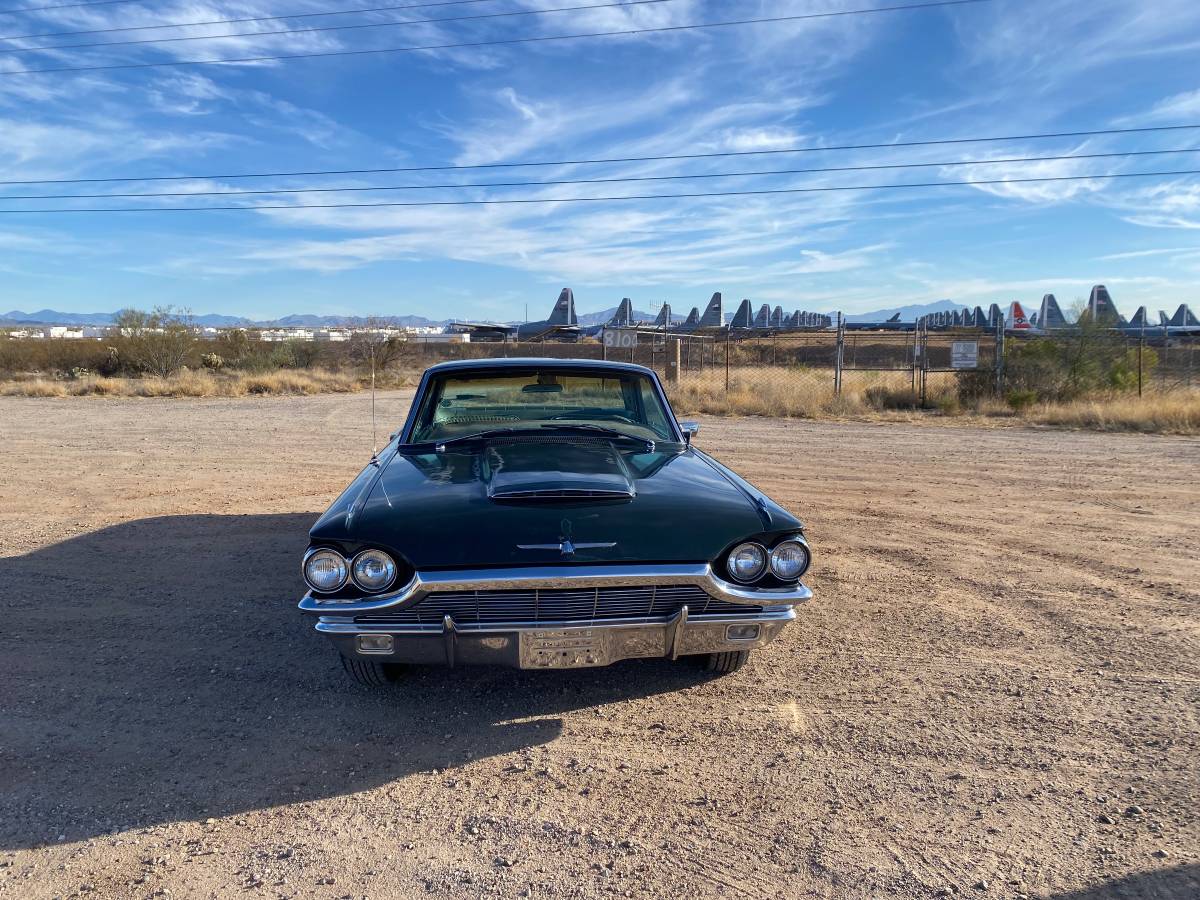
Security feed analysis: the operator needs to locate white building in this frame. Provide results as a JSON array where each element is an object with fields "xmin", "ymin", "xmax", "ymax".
[{"xmin": 42, "ymin": 326, "xmax": 86, "ymax": 339}]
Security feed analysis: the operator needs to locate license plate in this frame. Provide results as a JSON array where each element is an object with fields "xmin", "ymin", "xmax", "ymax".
[{"xmin": 519, "ymin": 628, "xmax": 606, "ymax": 669}]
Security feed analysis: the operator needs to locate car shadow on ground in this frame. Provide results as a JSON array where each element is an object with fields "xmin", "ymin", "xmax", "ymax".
[
  {"xmin": 0, "ymin": 513, "xmax": 715, "ymax": 851},
  {"xmin": 1050, "ymin": 864, "xmax": 1200, "ymax": 899}
]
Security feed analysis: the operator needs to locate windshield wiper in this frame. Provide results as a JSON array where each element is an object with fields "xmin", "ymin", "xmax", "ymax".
[
  {"xmin": 399, "ymin": 427, "xmax": 532, "ymax": 453},
  {"xmin": 400, "ymin": 423, "xmax": 664, "ymax": 453},
  {"xmin": 537, "ymin": 423, "xmax": 657, "ymax": 450}
]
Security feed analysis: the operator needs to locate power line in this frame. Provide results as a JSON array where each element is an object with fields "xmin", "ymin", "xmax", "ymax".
[
  {"xmin": 0, "ymin": 0, "xmax": 676, "ymax": 54},
  {"xmin": 0, "ymin": 169, "xmax": 1195, "ymax": 213},
  {"xmin": 3, "ymin": 148, "xmax": 1196, "ymax": 200},
  {"xmin": 4, "ymin": 123, "xmax": 1197, "ymax": 187},
  {"xmin": 0, "ymin": 0, "xmax": 499, "ymax": 42},
  {"xmin": 0, "ymin": 0, "xmax": 996, "ymax": 76},
  {"xmin": 0, "ymin": 0, "xmax": 147, "ymax": 13}
]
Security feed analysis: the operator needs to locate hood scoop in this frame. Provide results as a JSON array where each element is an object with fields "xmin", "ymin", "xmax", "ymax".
[{"xmin": 485, "ymin": 442, "xmax": 635, "ymax": 502}]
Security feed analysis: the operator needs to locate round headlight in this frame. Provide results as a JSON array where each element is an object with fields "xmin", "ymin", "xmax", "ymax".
[
  {"xmin": 769, "ymin": 539, "xmax": 810, "ymax": 580},
  {"xmin": 727, "ymin": 542, "xmax": 767, "ymax": 582},
  {"xmin": 351, "ymin": 549, "xmax": 398, "ymax": 592},
  {"xmin": 303, "ymin": 548, "xmax": 348, "ymax": 592}
]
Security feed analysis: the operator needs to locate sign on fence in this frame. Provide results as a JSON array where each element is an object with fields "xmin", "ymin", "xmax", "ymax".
[
  {"xmin": 950, "ymin": 341, "xmax": 979, "ymax": 369},
  {"xmin": 603, "ymin": 328, "xmax": 638, "ymax": 349}
]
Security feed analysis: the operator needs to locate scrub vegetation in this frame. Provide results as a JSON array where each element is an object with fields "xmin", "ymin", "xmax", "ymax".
[{"xmin": 3, "ymin": 308, "xmax": 1197, "ymax": 432}]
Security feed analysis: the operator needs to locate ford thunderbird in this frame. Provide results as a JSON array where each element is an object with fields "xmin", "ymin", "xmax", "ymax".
[{"xmin": 298, "ymin": 358, "xmax": 812, "ymax": 685}]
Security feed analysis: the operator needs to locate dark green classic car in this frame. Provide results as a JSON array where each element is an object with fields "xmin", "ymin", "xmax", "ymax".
[{"xmin": 298, "ymin": 358, "xmax": 812, "ymax": 686}]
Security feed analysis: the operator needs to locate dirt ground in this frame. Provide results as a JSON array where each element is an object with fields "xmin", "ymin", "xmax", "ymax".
[{"xmin": 1, "ymin": 392, "xmax": 1197, "ymax": 900}]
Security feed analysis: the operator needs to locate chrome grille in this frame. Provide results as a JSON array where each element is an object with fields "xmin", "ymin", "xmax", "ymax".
[{"xmin": 355, "ymin": 584, "xmax": 773, "ymax": 626}]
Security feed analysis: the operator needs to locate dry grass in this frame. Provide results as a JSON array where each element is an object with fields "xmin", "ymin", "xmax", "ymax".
[
  {"xmin": 666, "ymin": 367, "xmax": 1200, "ymax": 434},
  {"xmin": 665, "ymin": 368, "xmax": 942, "ymax": 418},
  {"xmin": 5, "ymin": 364, "xmax": 1196, "ymax": 434},
  {"xmin": 0, "ymin": 378, "xmax": 67, "ymax": 398},
  {"xmin": 1024, "ymin": 392, "xmax": 1200, "ymax": 434},
  {"xmin": 0, "ymin": 368, "xmax": 360, "ymax": 398}
]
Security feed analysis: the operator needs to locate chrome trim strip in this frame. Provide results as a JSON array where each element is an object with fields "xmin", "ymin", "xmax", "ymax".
[
  {"xmin": 667, "ymin": 604, "xmax": 688, "ymax": 660},
  {"xmin": 443, "ymin": 615, "xmax": 457, "ymax": 668},
  {"xmin": 298, "ymin": 563, "xmax": 813, "ymax": 614},
  {"xmin": 315, "ymin": 607, "xmax": 796, "ymax": 636}
]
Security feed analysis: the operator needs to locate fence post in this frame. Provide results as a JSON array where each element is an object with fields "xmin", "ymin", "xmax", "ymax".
[
  {"xmin": 993, "ymin": 318, "xmax": 1005, "ymax": 398},
  {"xmin": 909, "ymin": 328, "xmax": 917, "ymax": 392},
  {"xmin": 834, "ymin": 312, "xmax": 844, "ymax": 396},
  {"xmin": 665, "ymin": 338, "xmax": 681, "ymax": 383},
  {"xmin": 1137, "ymin": 324, "xmax": 1144, "ymax": 398},
  {"xmin": 724, "ymin": 329, "xmax": 730, "ymax": 393},
  {"xmin": 919, "ymin": 322, "xmax": 928, "ymax": 407}
]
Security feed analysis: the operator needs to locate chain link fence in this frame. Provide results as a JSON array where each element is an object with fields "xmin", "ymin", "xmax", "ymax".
[{"xmin": 390, "ymin": 323, "xmax": 1198, "ymax": 416}]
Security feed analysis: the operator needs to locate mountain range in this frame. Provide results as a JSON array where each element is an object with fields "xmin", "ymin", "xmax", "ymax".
[{"xmin": 2, "ymin": 299, "xmax": 958, "ymax": 328}]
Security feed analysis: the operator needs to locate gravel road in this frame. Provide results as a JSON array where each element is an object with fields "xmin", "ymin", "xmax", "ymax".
[{"xmin": 1, "ymin": 393, "xmax": 1197, "ymax": 899}]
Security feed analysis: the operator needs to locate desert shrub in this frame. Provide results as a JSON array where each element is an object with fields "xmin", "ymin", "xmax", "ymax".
[
  {"xmin": 1005, "ymin": 389, "xmax": 1038, "ymax": 411},
  {"xmin": 96, "ymin": 346, "xmax": 123, "ymax": 376},
  {"xmin": 955, "ymin": 367, "xmax": 994, "ymax": 402},
  {"xmin": 112, "ymin": 307, "xmax": 194, "ymax": 377},
  {"xmin": 201, "ymin": 352, "xmax": 224, "ymax": 370},
  {"xmin": 864, "ymin": 385, "xmax": 919, "ymax": 410},
  {"xmin": 214, "ymin": 329, "xmax": 252, "ymax": 366},
  {"xmin": 1004, "ymin": 317, "xmax": 1150, "ymax": 402},
  {"xmin": 936, "ymin": 395, "xmax": 962, "ymax": 415},
  {"xmin": 271, "ymin": 339, "xmax": 323, "ymax": 369}
]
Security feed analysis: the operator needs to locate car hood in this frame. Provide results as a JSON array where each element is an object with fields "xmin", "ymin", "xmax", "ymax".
[{"xmin": 309, "ymin": 441, "xmax": 801, "ymax": 569}]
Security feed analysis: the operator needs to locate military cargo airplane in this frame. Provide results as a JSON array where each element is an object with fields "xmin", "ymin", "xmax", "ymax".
[{"xmin": 448, "ymin": 288, "xmax": 582, "ymax": 342}]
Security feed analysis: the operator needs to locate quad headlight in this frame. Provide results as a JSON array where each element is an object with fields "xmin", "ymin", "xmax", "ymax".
[
  {"xmin": 303, "ymin": 548, "xmax": 348, "ymax": 593},
  {"xmin": 351, "ymin": 549, "xmax": 398, "ymax": 592},
  {"xmin": 769, "ymin": 539, "xmax": 810, "ymax": 580},
  {"xmin": 727, "ymin": 542, "xmax": 767, "ymax": 582}
]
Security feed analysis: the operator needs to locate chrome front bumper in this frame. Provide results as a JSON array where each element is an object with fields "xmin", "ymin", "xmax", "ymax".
[
  {"xmin": 316, "ymin": 606, "xmax": 795, "ymax": 669},
  {"xmin": 298, "ymin": 562, "xmax": 813, "ymax": 614},
  {"xmin": 300, "ymin": 564, "xmax": 811, "ymax": 670}
]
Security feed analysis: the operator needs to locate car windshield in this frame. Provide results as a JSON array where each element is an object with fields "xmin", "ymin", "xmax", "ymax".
[{"xmin": 408, "ymin": 369, "xmax": 676, "ymax": 443}]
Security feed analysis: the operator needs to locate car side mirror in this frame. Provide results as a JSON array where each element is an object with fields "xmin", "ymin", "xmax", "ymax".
[{"xmin": 679, "ymin": 421, "xmax": 700, "ymax": 444}]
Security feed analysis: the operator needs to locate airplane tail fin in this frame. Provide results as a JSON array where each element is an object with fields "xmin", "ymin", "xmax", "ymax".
[
  {"xmin": 608, "ymin": 297, "xmax": 633, "ymax": 327},
  {"xmin": 683, "ymin": 307, "xmax": 700, "ymax": 327},
  {"xmin": 1169, "ymin": 303, "xmax": 1199, "ymax": 327},
  {"xmin": 699, "ymin": 292, "xmax": 723, "ymax": 327},
  {"xmin": 548, "ymin": 288, "xmax": 576, "ymax": 326},
  {"xmin": 886, "ymin": 312, "xmax": 901, "ymax": 322},
  {"xmin": 754, "ymin": 304, "xmax": 770, "ymax": 328},
  {"xmin": 1006, "ymin": 301, "xmax": 1031, "ymax": 330},
  {"xmin": 1130, "ymin": 306, "xmax": 1149, "ymax": 328},
  {"xmin": 1038, "ymin": 294, "xmax": 1066, "ymax": 329},
  {"xmin": 731, "ymin": 299, "xmax": 753, "ymax": 328},
  {"xmin": 653, "ymin": 303, "xmax": 671, "ymax": 327},
  {"xmin": 1087, "ymin": 284, "xmax": 1122, "ymax": 324}
]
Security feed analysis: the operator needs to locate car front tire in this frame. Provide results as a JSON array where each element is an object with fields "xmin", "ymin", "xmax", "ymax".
[
  {"xmin": 703, "ymin": 650, "xmax": 751, "ymax": 674},
  {"xmin": 340, "ymin": 655, "xmax": 402, "ymax": 687}
]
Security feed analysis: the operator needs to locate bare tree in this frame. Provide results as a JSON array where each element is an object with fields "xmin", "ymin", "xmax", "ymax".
[
  {"xmin": 345, "ymin": 318, "xmax": 404, "ymax": 373},
  {"xmin": 113, "ymin": 306, "xmax": 195, "ymax": 377}
]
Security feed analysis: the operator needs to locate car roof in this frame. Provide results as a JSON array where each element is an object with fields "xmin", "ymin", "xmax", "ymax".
[{"xmin": 424, "ymin": 357, "xmax": 658, "ymax": 377}]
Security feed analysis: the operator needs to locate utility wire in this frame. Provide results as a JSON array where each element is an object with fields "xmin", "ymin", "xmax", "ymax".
[
  {"xmin": 0, "ymin": 0, "xmax": 996, "ymax": 75},
  {"xmin": 3, "ymin": 124, "xmax": 1197, "ymax": 187},
  {"xmin": 1, "ymin": 0, "xmax": 500, "ymax": 42},
  {"xmin": 0, "ymin": 0, "xmax": 676, "ymax": 53},
  {"xmin": 0, "ymin": 169, "xmax": 1195, "ymax": 213},
  {"xmin": 0, "ymin": 0, "xmax": 147, "ymax": 13},
  {"xmin": 2, "ymin": 148, "xmax": 1196, "ymax": 200}
]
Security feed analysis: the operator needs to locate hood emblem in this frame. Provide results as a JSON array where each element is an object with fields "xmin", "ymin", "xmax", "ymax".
[{"xmin": 517, "ymin": 539, "xmax": 616, "ymax": 557}]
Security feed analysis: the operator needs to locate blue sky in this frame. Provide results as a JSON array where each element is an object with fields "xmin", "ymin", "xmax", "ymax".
[{"xmin": 1, "ymin": 0, "xmax": 1199, "ymax": 321}]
